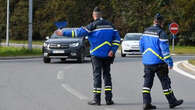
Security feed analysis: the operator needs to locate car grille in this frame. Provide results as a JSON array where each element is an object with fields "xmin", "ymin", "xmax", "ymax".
[{"xmin": 49, "ymin": 43, "xmax": 69, "ymax": 49}]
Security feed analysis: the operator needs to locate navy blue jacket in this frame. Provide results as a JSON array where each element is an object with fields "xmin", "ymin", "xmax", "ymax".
[
  {"xmin": 139, "ymin": 24, "xmax": 173, "ymax": 67},
  {"xmin": 62, "ymin": 18, "xmax": 121, "ymax": 58}
]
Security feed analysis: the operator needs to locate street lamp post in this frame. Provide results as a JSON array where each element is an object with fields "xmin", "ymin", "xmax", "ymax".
[
  {"xmin": 6, "ymin": 0, "xmax": 10, "ymax": 46},
  {"xmin": 28, "ymin": 0, "xmax": 33, "ymax": 50}
]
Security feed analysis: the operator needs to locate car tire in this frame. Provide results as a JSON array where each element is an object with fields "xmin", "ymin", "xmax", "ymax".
[
  {"xmin": 77, "ymin": 53, "xmax": 85, "ymax": 63},
  {"xmin": 43, "ymin": 57, "xmax": 51, "ymax": 63},
  {"xmin": 61, "ymin": 58, "xmax": 66, "ymax": 62},
  {"xmin": 121, "ymin": 49, "xmax": 126, "ymax": 57}
]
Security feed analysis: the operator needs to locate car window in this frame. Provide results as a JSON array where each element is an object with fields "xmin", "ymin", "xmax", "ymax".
[
  {"xmin": 50, "ymin": 28, "xmax": 78, "ymax": 39},
  {"xmin": 124, "ymin": 34, "xmax": 141, "ymax": 40},
  {"xmin": 50, "ymin": 33, "xmax": 69, "ymax": 39}
]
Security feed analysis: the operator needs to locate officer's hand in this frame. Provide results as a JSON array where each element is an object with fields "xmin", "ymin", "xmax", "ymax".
[
  {"xmin": 168, "ymin": 66, "xmax": 173, "ymax": 69},
  {"xmin": 55, "ymin": 30, "xmax": 63, "ymax": 36},
  {"xmin": 108, "ymin": 51, "xmax": 114, "ymax": 57}
]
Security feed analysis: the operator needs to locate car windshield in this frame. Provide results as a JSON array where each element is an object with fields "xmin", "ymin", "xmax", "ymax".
[
  {"xmin": 50, "ymin": 28, "xmax": 77, "ymax": 39},
  {"xmin": 124, "ymin": 34, "xmax": 142, "ymax": 40},
  {"xmin": 50, "ymin": 33, "xmax": 69, "ymax": 39}
]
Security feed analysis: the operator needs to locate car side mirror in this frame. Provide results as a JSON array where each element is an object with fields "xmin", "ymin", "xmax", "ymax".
[
  {"xmin": 120, "ymin": 38, "xmax": 124, "ymax": 42},
  {"xmin": 46, "ymin": 36, "xmax": 49, "ymax": 40}
]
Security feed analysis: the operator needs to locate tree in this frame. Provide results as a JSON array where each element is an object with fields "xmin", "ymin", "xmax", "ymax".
[
  {"xmin": 0, "ymin": 0, "xmax": 194, "ymax": 45},
  {"xmin": 0, "ymin": 0, "xmax": 7, "ymax": 39}
]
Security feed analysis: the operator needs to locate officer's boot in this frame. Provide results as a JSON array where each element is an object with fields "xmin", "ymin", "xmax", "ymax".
[
  {"xmin": 105, "ymin": 89, "xmax": 114, "ymax": 105},
  {"xmin": 88, "ymin": 93, "xmax": 101, "ymax": 105},
  {"xmin": 143, "ymin": 90, "xmax": 156, "ymax": 110},
  {"xmin": 165, "ymin": 92, "xmax": 183, "ymax": 108},
  {"xmin": 143, "ymin": 103, "xmax": 156, "ymax": 110}
]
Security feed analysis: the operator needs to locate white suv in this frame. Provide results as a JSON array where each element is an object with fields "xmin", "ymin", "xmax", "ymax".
[{"xmin": 121, "ymin": 33, "xmax": 142, "ymax": 57}]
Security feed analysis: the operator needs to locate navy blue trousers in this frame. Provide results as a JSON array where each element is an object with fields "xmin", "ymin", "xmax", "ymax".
[
  {"xmin": 143, "ymin": 63, "xmax": 177, "ymax": 104},
  {"xmin": 91, "ymin": 56, "xmax": 113, "ymax": 101}
]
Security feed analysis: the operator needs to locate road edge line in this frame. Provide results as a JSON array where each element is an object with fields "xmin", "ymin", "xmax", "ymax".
[
  {"xmin": 173, "ymin": 61, "xmax": 195, "ymax": 80},
  {"xmin": 61, "ymin": 83, "xmax": 88, "ymax": 100}
]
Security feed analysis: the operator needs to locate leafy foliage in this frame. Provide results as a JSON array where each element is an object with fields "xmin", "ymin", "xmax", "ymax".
[{"xmin": 0, "ymin": 0, "xmax": 194, "ymax": 45}]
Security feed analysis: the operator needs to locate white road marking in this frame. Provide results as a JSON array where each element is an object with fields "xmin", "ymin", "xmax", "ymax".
[
  {"xmin": 173, "ymin": 61, "xmax": 195, "ymax": 80},
  {"xmin": 61, "ymin": 83, "xmax": 88, "ymax": 100},
  {"xmin": 57, "ymin": 70, "xmax": 64, "ymax": 80},
  {"xmin": 56, "ymin": 65, "xmax": 73, "ymax": 80},
  {"xmin": 182, "ymin": 60, "xmax": 195, "ymax": 71}
]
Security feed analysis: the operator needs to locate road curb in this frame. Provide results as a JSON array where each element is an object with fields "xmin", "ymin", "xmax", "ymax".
[
  {"xmin": 0, "ymin": 56, "xmax": 42, "ymax": 60},
  {"xmin": 182, "ymin": 61, "xmax": 195, "ymax": 72},
  {"xmin": 173, "ymin": 61, "xmax": 195, "ymax": 80}
]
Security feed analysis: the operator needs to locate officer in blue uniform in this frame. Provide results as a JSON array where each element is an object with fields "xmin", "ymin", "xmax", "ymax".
[
  {"xmin": 56, "ymin": 7, "xmax": 120, "ymax": 105},
  {"xmin": 140, "ymin": 13, "xmax": 183, "ymax": 110}
]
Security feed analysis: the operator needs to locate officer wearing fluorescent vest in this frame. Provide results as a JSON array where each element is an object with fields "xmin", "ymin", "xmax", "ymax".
[
  {"xmin": 55, "ymin": 7, "xmax": 120, "ymax": 105},
  {"xmin": 140, "ymin": 13, "xmax": 183, "ymax": 110}
]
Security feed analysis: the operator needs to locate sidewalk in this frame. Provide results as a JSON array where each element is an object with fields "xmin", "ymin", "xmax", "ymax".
[{"xmin": 173, "ymin": 60, "xmax": 195, "ymax": 80}]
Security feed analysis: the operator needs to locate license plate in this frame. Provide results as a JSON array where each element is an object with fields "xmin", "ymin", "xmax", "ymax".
[{"xmin": 53, "ymin": 50, "xmax": 64, "ymax": 53}]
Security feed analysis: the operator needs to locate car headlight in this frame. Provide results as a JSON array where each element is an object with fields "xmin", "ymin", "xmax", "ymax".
[
  {"xmin": 69, "ymin": 42, "xmax": 79, "ymax": 47},
  {"xmin": 43, "ymin": 42, "xmax": 48, "ymax": 47},
  {"xmin": 43, "ymin": 42, "xmax": 50, "ymax": 48}
]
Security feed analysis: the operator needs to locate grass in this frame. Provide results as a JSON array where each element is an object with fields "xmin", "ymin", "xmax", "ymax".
[
  {"xmin": 1, "ymin": 40, "xmax": 43, "ymax": 45},
  {"xmin": 0, "ymin": 47, "xmax": 42, "ymax": 57},
  {"xmin": 170, "ymin": 46, "xmax": 195, "ymax": 54},
  {"xmin": 188, "ymin": 59, "xmax": 195, "ymax": 66}
]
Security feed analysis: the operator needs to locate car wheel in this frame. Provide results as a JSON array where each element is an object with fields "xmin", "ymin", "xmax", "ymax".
[
  {"xmin": 43, "ymin": 57, "xmax": 51, "ymax": 63},
  {"xmin": 77, "ymin": 53, "xmax": 85, "ymax": 63},
  {"xmin": 61, "ymin": 58, "xmax": 66, "ymax": 62},
  {"xmin": 121, "ymin": 49, "xmax": 126, "ymax": 57}
]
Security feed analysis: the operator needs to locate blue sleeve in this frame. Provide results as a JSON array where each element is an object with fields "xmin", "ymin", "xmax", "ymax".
[
  {"xmin": 62, "ymin": 29, "xmax": 73, "ymax": 37},
  {"xmin": 159, "ymin": 31, "xmax": 173, "ymax": 67},
  {"xmin": 139, "ymin": 36, "xmax": 144, "ymax": 53},
  {"xmin": 111, "ymin": 30, "xmax": 121, "ymax": 54},
  {"xmin": 62, "ymin": 27, "xmax": 89, "ymax": 38}
]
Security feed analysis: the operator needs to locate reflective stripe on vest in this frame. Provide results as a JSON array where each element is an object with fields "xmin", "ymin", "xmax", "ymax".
[
  {"xmin": 112, "ymin": 42, "xmax": 120, "ymax": 46},
  {"xmin": 90, "ymin": 41, "xmax": 112, "ymax": 53},
  {"xmin": 143, "ymin": 48, "xmax": 171, "ymax": 60},
  {"xmin": 72, "ymin": 31, "xmax": 75, "ymax": 38}
]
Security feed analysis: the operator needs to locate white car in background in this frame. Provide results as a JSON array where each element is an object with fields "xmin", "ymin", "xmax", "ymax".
[{"xmin": 121, "ymin": 33, "xmax": 142, "ymax": 57}]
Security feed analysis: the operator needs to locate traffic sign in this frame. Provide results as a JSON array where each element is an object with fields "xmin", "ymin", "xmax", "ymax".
[{"xmin": 169, "ymin": 23, "xmax": 179, "ymax": 35}]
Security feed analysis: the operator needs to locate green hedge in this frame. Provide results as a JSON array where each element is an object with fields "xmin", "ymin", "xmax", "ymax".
[{"xmin": 0, "ymin": 47, "xmax": 42, "ymax": 56}]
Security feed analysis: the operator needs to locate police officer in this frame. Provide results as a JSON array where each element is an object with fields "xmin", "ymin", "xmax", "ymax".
[
  {"xmin": 55, "ymin": 7, "xmax": 121, "ymax": 105},
  {"xmin": 140, "ymin": 13, "xmax": 183, "ymax": 110}
]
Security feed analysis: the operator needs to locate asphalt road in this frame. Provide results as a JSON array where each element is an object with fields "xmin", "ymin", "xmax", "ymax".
[{"xmin": 0, "ymin": 54, "xmax": 195, "ymax": 110}]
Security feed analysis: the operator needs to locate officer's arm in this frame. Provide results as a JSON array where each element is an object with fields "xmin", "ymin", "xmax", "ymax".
[
  {"xmin": 139, "ymin": 36, "xmax": 144, "ymax": 53},
  {"xmin": 58, "ymin": 22, "xmax": 95, "ymax": 38},
  {"xmin": 61, "ymin": 27, "xmax": 89, "ymax": 38},
  {"xmin": 159, "ymin": 31, "xmax": 173, "ymax": 67},
  {"xmin": 111, "ymin": 30, "xmax": 121, "ymax": 54}
]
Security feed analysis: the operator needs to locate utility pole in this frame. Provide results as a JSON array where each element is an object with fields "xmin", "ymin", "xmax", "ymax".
[
  {"xmin": 6, "ymin": 0, "xmax": 10, "ymax": 46},
  {"xmin": 28, "ymin": 0, "xmax": 33, "ymax": 50}
]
